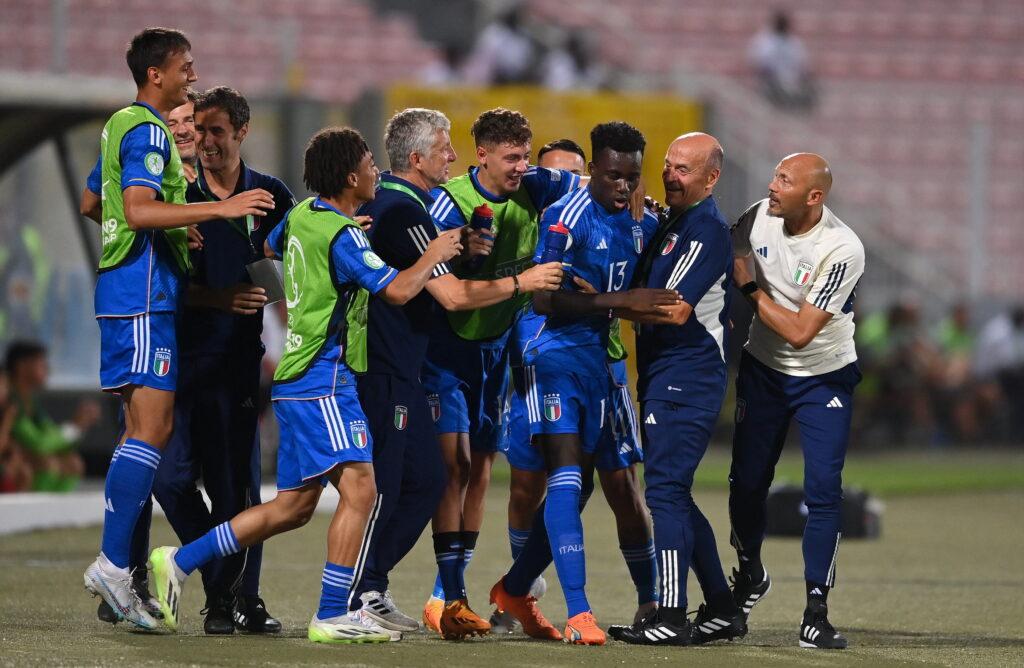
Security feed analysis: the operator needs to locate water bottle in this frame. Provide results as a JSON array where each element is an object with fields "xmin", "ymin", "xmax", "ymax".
[
  {"xmin": 467, "ymin": 203, "xmax": 494, "ymax": 271},
  {"xmin": 538, "ymin": 221, "xmax": 570, "ymax": 265}
]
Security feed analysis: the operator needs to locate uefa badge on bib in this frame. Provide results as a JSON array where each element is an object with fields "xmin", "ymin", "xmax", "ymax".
[
  {"xmin": 793, "ymin": 260, "xmax": 814, "ymax": 287},
  {"xmin": 153, "ymin": 348, "xmax": 172, "ymax": 377},
  {"xmin": 350, "ymin": 421, "xmax": 369, "ymax": 448},
  {"xmin": 394, "ymin": 405, "xmax": 408, "ymax": 431},
  {"xmin": 543, "ymin": 394, "xmax": 562, "ymax": 422},
  {"xmin": 427, "ymin": 394, "xmax": 441, "ymax": 422},
  {"xmin": 632, "ymin": 226, "xmax": 644, "ymax": 254},
  {"xmin": 660, "ymin": 233, "xmax": 678, "ymax": 255}
]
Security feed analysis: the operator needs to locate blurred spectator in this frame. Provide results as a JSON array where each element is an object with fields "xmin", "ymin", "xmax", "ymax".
[
  {"xmin": 463, "ymin": 4, "xmax": 540, "ymax": 85},
  {"xmin": 420, "ymin": 44, "xmax": 467, "ymax": 86},
  {"xmin": 0, "ymin": 365, "xmax": 33, "ymax": 492},
  {"xmin": 927, "ymin": 303, "xmax": 981, "ymax": 442},
  {"xmin": 974, "ymin": 307, "xmax": 1024, "ymax": 437},
  {"xmin": 748, "ymin": 11, "xmax": 817, "ymax": 110},
  {"xmin": 541, "ymin": 31, "xmax": 606, "ymax": 91},
  {"xmin": 5, "ymin": 341, "xmax": 97, "ymax": 491}
]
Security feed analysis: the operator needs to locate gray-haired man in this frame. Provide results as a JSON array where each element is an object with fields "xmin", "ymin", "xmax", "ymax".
[{"xmin": 346, "ymin": 108, "xmax": 562, "ymax": 638}]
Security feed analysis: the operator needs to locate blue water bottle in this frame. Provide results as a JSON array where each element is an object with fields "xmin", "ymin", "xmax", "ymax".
[
  {"xmin": 538, "ymin": 220, "xmax": 571, "ymax": 264},
  {"xmin": 467, "ymin": 203, "xmax": 494, "ymax": 271}
]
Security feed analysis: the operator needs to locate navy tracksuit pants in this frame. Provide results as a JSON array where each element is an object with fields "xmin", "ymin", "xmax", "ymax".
[
  {"xmin": 729, "ymin": 351, "xmax": 860, "ymax": 586},
  {"xmin": 350, "ymin": 373, "xmax": 446, "ymax": 604}
]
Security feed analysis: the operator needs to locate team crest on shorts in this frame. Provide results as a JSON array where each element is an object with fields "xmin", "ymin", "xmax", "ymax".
[
  {"xmin": 793, "ymin": 260, "xmax": 814, "ymax": 287},
  {"xmin": 543, "ymin": 394, "xmax": 562, "ymax": 422},
  {"xmin": 632, "ymin": 226, "xmax": 644, "ymax": 254},
  {"xmin": 735, "ymin": 398, "xmax": 746, "ymax": 423},
  {"xmin": 350, "ymin": 421, "xmax": 369, "ymax": 448},
  {"xmin": 394, "ymin": 405, "xmax": 408, "ymax": 431},
  {"xmin": 660, "ymin": 233, "xmax": 678, "ymax": 255},
  {"xmin": 427, "ymin": 394, "xmax": 441, "ymax": 422},
  {"xmin": 153, "ymin": 348, "xmax": 172, "ymax": 377}
]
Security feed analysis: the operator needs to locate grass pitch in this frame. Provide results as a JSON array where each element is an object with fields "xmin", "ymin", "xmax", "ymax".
[{"xmin": 1, "ymin": 451, "xmax": 1023, "ymax": 667}]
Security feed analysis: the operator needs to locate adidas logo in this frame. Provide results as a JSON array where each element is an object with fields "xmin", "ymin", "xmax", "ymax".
[
  {"xmin": 810, "ymin": 587, "xmax": 823, "ymax": 596},
  {"xmin": 618, "ymin": 443, "xmax": 632, "ymax": 455},
  {"xmin": 596, "ymin": 238, "xmax": 608, "ymax": 250},
  {"xmin": 240, "ymin": 397, "xmax": 255, "ymax": 409},
  {"xmin": 645, "ymin": 413, "xmax": 657, "ymax": 425},
  {"xmin": 756, "ymin": 246, "xmax": 768, "ymax": 258},
  {"xmin": 826, "ymin": 397, "xmax": 844, "ymax": 408}
]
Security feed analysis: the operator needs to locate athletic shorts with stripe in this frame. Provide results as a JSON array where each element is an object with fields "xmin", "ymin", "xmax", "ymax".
[
  {"xmin": 98, "ymin": 312, "xmax": 177, "ymax": 393},
  {"xmin": 273, "ymin": 384, "xmax": 374, "ymax": 491}
]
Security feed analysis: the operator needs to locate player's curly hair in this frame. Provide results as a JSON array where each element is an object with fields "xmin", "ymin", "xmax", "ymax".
[
  {"xmin": 303, "ymin": 127, "xmax": 370, "ymax": 198},
  {"xmin": 538, "ymin": 138, "xmax": 586, "ymax": 162},
  {"xmin": 194, "ymin": 86, "xmax": 250, "ymax": 132},
  {"xmin": 590, "ymin": 121, "xmax": 646, "ymax": 158},
  {"xmin": 126, "ymin": 27, "xmax": 191, "ymax": 87},
  {"xmin": 471, "ymin": 108, "xmax": 532, "ymax": 148}
]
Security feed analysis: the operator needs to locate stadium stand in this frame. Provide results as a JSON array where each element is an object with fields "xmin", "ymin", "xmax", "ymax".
[{"xmin": 524, "ymin": 0, "xmax": 1024, "ymax": 302}]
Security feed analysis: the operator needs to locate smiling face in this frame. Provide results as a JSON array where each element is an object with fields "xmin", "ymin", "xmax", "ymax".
[
  {"xmin": 662, "ymin": 137, "xmax": 719, "ymax": 211},
  {"xmin": 195, "ymin": 106, "xmax": 246, "ymax": 172},
  {"xmin": 417, "ymin": 128, "xmax": 457, "ymax": 188},
  {"xmin": 165, "ymin": 101, "xmax": 196, "ymax": 163},
  {"xmin": 154, "ymin": 49, "xmax": 197, "ymax": 108},
  {"xmin": 589, "ymin": 148, "xmax": 643, "ymax": 213},
  {"xmin": 477, "ymin": 142, "xmax": 531, "ymax": 195}
]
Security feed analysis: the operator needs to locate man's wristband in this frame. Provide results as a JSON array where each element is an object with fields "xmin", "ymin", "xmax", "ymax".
[
  {"xmin": 512, "ymin": 274, "xmax": 521, "ymax": 299},
  {"xmin": 740, "ymin": 281, "xmax": 759, "ymax": 296}
]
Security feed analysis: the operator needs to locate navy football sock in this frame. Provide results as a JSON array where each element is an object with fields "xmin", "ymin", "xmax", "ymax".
[{"xmin": 433, "ymin": 532, "xmax": 462, "ymax": 602}]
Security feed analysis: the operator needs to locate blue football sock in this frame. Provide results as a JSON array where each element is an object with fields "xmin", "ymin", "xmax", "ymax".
[
  {"xmin": 317, "ymin": 562, "xmax": 354, "ymax": 620},
  {"xmin": 620, "ymin": 540, "xmax": 658, "ymax": 605},
  {"xmin": 458, "ymin": 531, "xmax": 478, "ymax": 599},
  {"xmin": 508, "ymin": 527, "xmax": 530, "ymax": 560},
  {"xmin": 505, "ymin": 500, "xmax": 552, "ymax": 596},
  {"xmin": 544, "ymin": 466, "xmax": 589, "ymax": 618},
  {"xmin": 433, "ymin": 532, "xmax": 462, "ymax": 602},
  {"xmin": 431, "ymin": 572, "xmax": 444, "ymax": 600},
  {"xmin": 101, "ymin": 439, "xmax": 161, "ymax": 569},
  {"xmin": 174, "ymin": 521, "xmax": 241, "ymax": 576}
]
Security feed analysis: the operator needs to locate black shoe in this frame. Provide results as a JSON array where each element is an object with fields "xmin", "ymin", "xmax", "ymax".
[
  {"xmin": 609, "ymin": 612, "xmax": 698, "ymax": 646},
  {"xmin": 692, "ymin": 603, "xmax": 747, "ymax": 643},
  {"xmin": 799, "ymin": 601, "xmax": 848, "ymax": 649},
  {"xmin": 234, "ymin": 595, "xmax": 282, "ymax": 634},
  {"xmin": 607, "ymin": 605, "xmax": 658, "ymax": 642},
  {"xmin": 730, "ymin": 566, "xmax": 772, "ymax": 617},
  {"xmin": 203, "ymin": 593, "xmax": 236, "ymax": 635},
  {"xmin": 97, "ymin": 600, "xmax": 119, "ymax": 624}
]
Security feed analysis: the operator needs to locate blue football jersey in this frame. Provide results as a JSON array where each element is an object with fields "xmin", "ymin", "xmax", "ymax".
[
  {"xmin": 520, "ymin": 187, "xmax": 659, "ymax": 376},
  {"xmin": 267, "ymin": 199, "xmax": 397, "ymax": 399}
]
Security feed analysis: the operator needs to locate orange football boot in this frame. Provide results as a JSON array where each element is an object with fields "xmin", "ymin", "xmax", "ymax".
[
  {"xmin": 422, "ymin": 597, "xmax": 443, "ymax": 634},
  {"xmin": 439, "ymin": 599, "xmax": 491, "ymax": 640},
  {"xmin": 489, "ymin": 578, "xmax": 562, "ymax": 641},
  {"xmin": 564, "ymin": 611, "xmax": 606, "ymax": 646}
]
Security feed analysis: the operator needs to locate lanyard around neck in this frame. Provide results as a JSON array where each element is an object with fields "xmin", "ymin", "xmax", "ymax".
[{"xmin": 378, "ymin": 180, "xmax": 428, "ymax": 212}]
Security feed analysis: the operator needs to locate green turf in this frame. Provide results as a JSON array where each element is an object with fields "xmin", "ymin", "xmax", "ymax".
[
  {"xmin": 489, "ymin": 448, "xmax": 1024, "ymax": 496},
  {"xmin": 2, "ymin": 456, "xmax": 1023, "ymax": 666}
]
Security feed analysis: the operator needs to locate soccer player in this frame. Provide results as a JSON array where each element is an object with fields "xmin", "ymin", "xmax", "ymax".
[
  {"xmin": 494, "ymin": 137, "xmax": 658, "ymax": 637},
  {"xmin": 82, "ymin": 91, "xmax": 198, "ymax": 627},
  {"xmin": 611, "ymin": 132, "xmax": 746, "ymax": 645},
  {"xmin": 151, "ymin": 86, "xmax": 294, "ymax": 634},
  {"xmin": 83, "ymin": 27, "xmax": 275, "ymax": 630},
  {"xmin": 149, "ymin": 127, "xmax": 462, "ymax": 644},
  {"xmin": 491, "ymin": 122, "xmax": 681, "ymax": 645},
  {"xmin": 421, "ymin": 108, "xmax": 583, "ymax": 629},
  {"xmin": 728, "ymin": 153, "xmax": 864, "ymax": 649},
  {"xmin": 347, "ymin": 108, "xmax": 562, "ymax": 640}
]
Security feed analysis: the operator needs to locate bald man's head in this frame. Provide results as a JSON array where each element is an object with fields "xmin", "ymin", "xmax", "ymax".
[
  {"xmin": 662, "ymin": 132, "xmax": 724, "ymax": 211},
  {"xmin": 767, "ymin": 152, "xmax": 832, "ymax": 220}
]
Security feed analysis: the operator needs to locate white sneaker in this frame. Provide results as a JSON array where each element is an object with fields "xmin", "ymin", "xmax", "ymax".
[
  {"xmin": 84, "ymin": 554, "xmax": 159, "ymax": 630},
  {"xmin": 307, "ymin": 614, "xmax": 391, "ymax": 644},
  {"xmin": 359, "ymin": 590, "xmax": 420, "ymax": 632},
  {"xmin": 348, "ymin": 610, "xmax": 402, "ymax": 642},
  {"xmin": 488, "ymin": 609, "xmax": 520, "ymax": 634},
  {"xmin": 529, "ymin": 575, "xmax": 547, "ymax": 599},
  {"xmin": 147, "ymin": 546, "xmax": 186, "ymax": 631}
]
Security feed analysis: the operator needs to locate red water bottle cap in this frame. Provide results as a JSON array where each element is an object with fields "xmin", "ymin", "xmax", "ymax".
[
  {"xmin": 474, "ymin": 203, "xmax": 493, "ymax": 217},
  {"xmin": 548, "ymin": 220, "xmax": 570, "ymax": 235}
]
